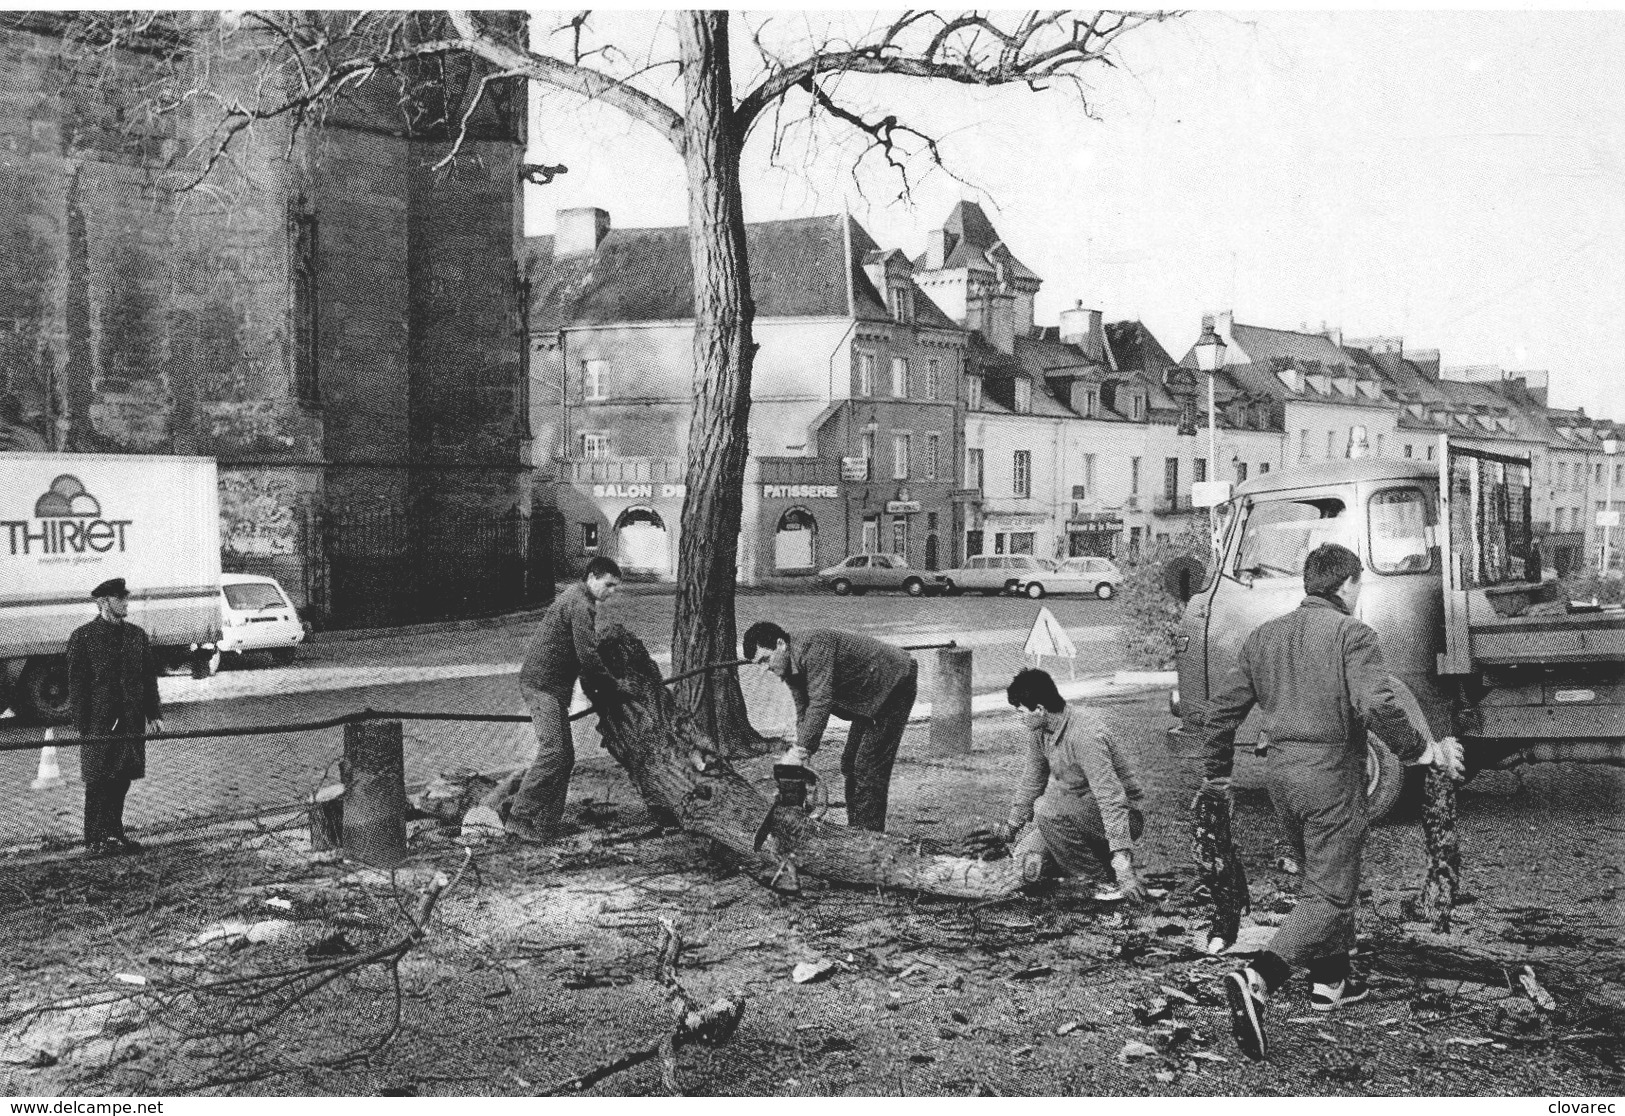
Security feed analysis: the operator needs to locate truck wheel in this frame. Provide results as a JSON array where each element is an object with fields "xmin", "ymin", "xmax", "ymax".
[
  {"xmin": 1364, "ymin": 733, "xmax": 1405, "ymax": 821},
  {"xmin": 17, "ymin": 655, "xmax": 72, "ymax": 726}
]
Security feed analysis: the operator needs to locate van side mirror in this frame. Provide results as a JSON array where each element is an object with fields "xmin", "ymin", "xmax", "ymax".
[{"xmin": 1162, "ymin": 554, "xmax": 1208, "ymax": 603}]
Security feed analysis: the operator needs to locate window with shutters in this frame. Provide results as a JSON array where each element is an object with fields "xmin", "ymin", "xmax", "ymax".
[
  {"xmin": 1013, "ymin": 450, "xmax": 1032, "ymax": 498},
  {"xmin": 891, "ymin": 357, "xmax": 909, "ymax": 398},
  {"xmin": 857, "ymin": 350, "xmax": 875, "ymax": 396}
]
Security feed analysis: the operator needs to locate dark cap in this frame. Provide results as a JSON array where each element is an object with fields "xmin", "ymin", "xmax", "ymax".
[{"xmin": 90, "ymin": 577, "xmax": 129, "ymax": 599}]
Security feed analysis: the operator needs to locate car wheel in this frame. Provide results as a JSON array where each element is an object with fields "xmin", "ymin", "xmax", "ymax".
[
  {"xmin": 1095, "ymin": 582, "xmax": 1115, "ymax": 600},
  {"xmin": 1024, "ymin": 581, "xmax": 1046, "ymax": 600},
  {"xmin": 942, "ymin": 579, "xmax": 961, "ymax": 597},
  {"xmin": 904, "ymin": 577, "xmax": 925, "ymax": 597},
  {"xmin": 831, "ymin": 578, "xmax": 852, "ymax": 596},
  {"xmin": 16, "ymin": 655, "xmax": 72, "ymax": 725},
  {"xmin": 1364, "ymin": 733, "xmax": 1404, "ymax": 821}
]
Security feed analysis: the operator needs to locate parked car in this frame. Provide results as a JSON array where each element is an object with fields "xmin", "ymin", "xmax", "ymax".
[
  {"xmin": 215, "ymin": 573, "xmax": 307, "ymax": 667},
  {"xmin": 815, "ymin": 554, "xmax": 949, "ymax": 596},
  {"xmin": 1012, "ymin": 556, "xmax": 1122, "ymax": 600},
  {"xmin": 941, "ymin": 554, "xmax": 1050, "ymax": 596}
]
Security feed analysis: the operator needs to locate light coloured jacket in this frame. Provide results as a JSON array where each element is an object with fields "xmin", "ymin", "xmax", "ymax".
[{"xmin": 1008, "ymin": 703, "xmax": 1144, "ymax": 854}]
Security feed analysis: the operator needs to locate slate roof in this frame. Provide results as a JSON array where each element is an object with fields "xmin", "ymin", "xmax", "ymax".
[
  {"xmin": 910, "ymin": 201, "xmax": 1042, "ymax": 284},
  {"xmin": 526, "ymin": 214, "xmax": 957, "ymax": 331},
  {"xmin": 1228, "ymin": 322, "xmax": 1356, "ymax": 371},
  {"xmin": 1104, "ymin": 320, "xmax": 1175, "ymax": 377}
]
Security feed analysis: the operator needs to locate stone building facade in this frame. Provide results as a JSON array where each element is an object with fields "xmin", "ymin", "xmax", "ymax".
[
  {"xmin": 0, "ymin": 13, "xmax": 530, "ymax": 625},
  {"xmin": 527, "ymin": 209, "xmax": 968, "ymax": 583}
]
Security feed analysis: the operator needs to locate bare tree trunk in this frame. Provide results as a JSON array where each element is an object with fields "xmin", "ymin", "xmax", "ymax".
[
  {"xmin": 584, "ymin": 624, "xmax": 1043, "ymax": 899},
  {"xmin": 670, "ymin": 11, "xmax": 760, "ymax": 750}
]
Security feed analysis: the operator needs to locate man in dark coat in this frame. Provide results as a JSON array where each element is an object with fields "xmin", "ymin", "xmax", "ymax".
[
  {"xmin": 507, "ymin": 556, "xmax": 622, "ymax": 842},
  {"xmin": 1196, "ymin": 543, "xmax": 1461, "ymax": 1061},
  {"xmin": 67, "ymin": 577, "xmax": 163, "ymax": 858},
  {"xmin": 742, "ymin": 621, "xmax": 917, "ymax": 832}
]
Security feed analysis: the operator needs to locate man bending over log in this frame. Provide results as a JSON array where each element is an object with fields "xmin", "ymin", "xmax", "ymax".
[{"xmin": 742, "ymin": 622, "xmax": 916, "ymax": 832}]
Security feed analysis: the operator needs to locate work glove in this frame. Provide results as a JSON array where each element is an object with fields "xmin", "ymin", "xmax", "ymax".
[
  {"xmin": 1191, "ymin": 776, "xmax": 1233, "ymax": 811},
  {"xmin": 1410, "ymin": 736, "xmax": 1464, "ymax": 781},
  {"xmin": 1110, "ymin": 850, "xmax": 1149, "ymax": 903},
  {"xmin": 779, "ymin": 744, "xmax": 812, "ymax": 767}
]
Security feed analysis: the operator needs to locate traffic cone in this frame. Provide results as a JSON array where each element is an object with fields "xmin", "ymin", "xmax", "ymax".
[{"xmin": 31, "ymin": 729, "xmax": 63, "ymax": 790}]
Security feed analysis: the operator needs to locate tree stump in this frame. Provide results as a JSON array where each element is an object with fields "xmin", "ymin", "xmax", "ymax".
[{"xmin": 582, "ymin": 624, "xmax": 1042, "ymax": 899}]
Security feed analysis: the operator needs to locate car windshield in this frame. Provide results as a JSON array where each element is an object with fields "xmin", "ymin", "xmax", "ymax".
[
  {"xmin": 1038, "ymin": 558, "xmax": 1059, "ymax": 571},
  {"xmin": 223, "ymin": 583, "xmax": 286, "ymax": 611}
]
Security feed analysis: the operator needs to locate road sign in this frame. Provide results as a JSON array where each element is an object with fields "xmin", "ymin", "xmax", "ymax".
[
  {"xmin": 1023, "ymin": 606, "xmax": 1077, "ymax": 660},
  {"xmin": 885, "ymin": 500, "xmax": 921, "ymax": 514},
  {"xmin": 841, "ymin": 456, "xmax": 869, "ymax": 481}
]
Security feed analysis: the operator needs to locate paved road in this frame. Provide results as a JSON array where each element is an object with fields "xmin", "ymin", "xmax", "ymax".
[{"xmin": 1, "ymin": 589, "xmax": 1128, "ymax": 847}]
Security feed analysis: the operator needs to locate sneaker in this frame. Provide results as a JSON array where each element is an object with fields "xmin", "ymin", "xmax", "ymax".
[
  {"xmin": 1224, "ymin": 967, "xmax": 1270, "ymax": 1061},
  {"xmin": 1311, "ymin": 976, "xmax": 1370, "ymax": 1011}
]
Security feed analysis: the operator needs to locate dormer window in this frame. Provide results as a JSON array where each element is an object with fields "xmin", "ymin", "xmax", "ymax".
[
  {"xmin": 1083, "ymin": 388, "xmax": 1098, "ymax": 418},
  {"xmin": 1276, "ymin": 367, "xmax": 1304, "ymax": 393},
  {"xmin": 888, "ymin": 282, "xmax": 915, "ymax": 324},
  {"xmin": 1332, "ymin": 376, "xmax": 1355, "ymax": 396},
  {"xmin": 1014, "ymin": 378, "xmax": 1032, "ymax": 414},
  {"xmin": 1129, "ymin": 393, "xmax": 1145, "ymax": 421},
  {"xmin": 1305, "ymin": 373, "xmax": 1330, "ymax": 394},
  {"xmin": 1357, "ymin": 380, "xmax": 1382, "ymax": 399}
]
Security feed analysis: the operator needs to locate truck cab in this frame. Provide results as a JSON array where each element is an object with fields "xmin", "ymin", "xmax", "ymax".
[{"xmin": 1169, "ymin": 440, "xmax": 1625, "ymax": 819}]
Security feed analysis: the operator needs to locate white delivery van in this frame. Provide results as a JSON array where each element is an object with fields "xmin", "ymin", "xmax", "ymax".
[{"xmin": 0, "ymin": 452, "xmax": 222, "ymax": 723}]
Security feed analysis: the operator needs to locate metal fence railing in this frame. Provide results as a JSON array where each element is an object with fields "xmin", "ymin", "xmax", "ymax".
[{"xmin": 0, "ymin": 641, "xmax": 1026, "ymax": 853}]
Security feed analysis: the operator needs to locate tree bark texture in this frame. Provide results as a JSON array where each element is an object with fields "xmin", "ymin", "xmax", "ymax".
[
  {"xmin": 1413, "ymin": 767, "xmax": 1460, "ymax": 932},
  {"xmin": 1192, "ymin": 790, "xmax": 1249, "ymax": 952},
  {"xmin": 669, "ymin": 11, "xmax": 761, "ymax": 751},
  {"xmin": 583, "ymin": 624, "xmax": 1043, "ymax": 899}
]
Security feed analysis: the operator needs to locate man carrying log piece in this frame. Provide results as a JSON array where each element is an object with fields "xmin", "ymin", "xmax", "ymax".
[
  {"xmin": 742, "ymin": 622, "xmax": 916, "ymax": 832},
  {"xmin": 1196, "ymin": 542, "xmax": 1463, "ymax": 1061},
  {"xmin": 507, "ymin": 555, "xmax": 622, "ymax": 842},
  {"xmin": 981, "ymin": 668, "xmax": 1149, "ymax": 902}
]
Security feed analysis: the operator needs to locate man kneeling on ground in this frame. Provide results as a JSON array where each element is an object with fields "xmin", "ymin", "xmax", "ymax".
[{"xmin": 986, "ymin": 668, "xmax": 1148, "ymax": 902}]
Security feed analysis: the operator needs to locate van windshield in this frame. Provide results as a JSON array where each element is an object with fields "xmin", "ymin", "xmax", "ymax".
[
  {"xmin": 1234, "ymin": 497, "xmax": 1350, "ymax": 579},
  {"xmin": 224, "ymin": 583, "xmax": 286, "ymax": 611}
]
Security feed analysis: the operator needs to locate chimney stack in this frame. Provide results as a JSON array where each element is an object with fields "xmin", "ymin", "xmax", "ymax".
[
  {"xmin": 1059, "ymin": 301, "xmax": 1104, "ymax": 360},
  {"xmin": 555, "ymin": 207, "xmax": 610, "ymax": 258}
]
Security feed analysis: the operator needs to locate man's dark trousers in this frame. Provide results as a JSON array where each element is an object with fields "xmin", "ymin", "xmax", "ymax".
[
  {"xmin": 83, "ymin": 778, "xmax": 132, "ymax": 846},
  {"xmin": 841, "ymin": 662, "xmax": 917, "ymax": 831}
]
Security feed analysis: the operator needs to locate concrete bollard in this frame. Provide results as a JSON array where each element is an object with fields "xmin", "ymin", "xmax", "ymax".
[
  {"xmin": 342, "ymin": 720, "xmax": 407, "ymax": 868},
  {"xmin": 927, "ymin": 646, "xmax": 973, "ymax": 757}
]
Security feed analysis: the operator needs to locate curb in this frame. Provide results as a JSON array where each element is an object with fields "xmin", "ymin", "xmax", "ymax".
[{"xmin": 309, "ymin": 607, "xmax": 552, "ymax": 645}]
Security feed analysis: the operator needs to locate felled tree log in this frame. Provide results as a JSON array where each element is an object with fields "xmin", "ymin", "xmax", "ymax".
[{"xmin": 581, "ymin": 624, "xmax": 1043, "ymax": 899}]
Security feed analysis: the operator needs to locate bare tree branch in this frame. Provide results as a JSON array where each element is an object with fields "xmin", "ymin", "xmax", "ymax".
[
  {"xmin": 734, "ymin": 9, "xmax": 1175, "ymax": 139},
  {"xmin": 446, "ymin": 10, "xmax": 686, "ymax": 153}
]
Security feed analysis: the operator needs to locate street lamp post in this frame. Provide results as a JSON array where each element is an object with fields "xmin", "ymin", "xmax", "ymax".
[
  {"xmin": 1603, "ymin": 437, "xmax": 1620, "ymax": 578},
  {"xmin": 1193, "ymin": 317, "xmax": 1228, "ymax": 556}
]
